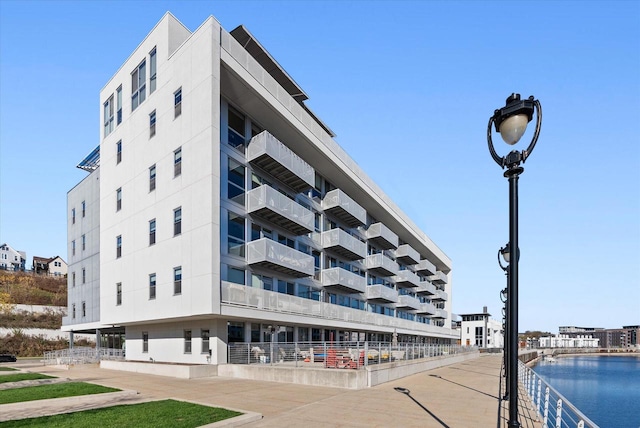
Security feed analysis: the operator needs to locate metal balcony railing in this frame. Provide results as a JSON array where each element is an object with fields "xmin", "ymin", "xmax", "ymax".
[
  {"xmin": 394, "ymin": 244, "xmax": 420, "ymax": 265},
  {"xmin": 416, "ymin": 302, "xmax": 436, "ymax": 315},
  {"xmin": 321, "ymin": 267, "xmax": 367, "ymax": 294},
  {"xmin": 396, "ymin": 294, "xmax": 421, "ymax": 310},
  {"xmin": 431, "ymin": 290, "xmax": 448, "ymax": 301},
  {"xmin": 247, "ymin": 185, "xmax": 314, "ymax": 235},
  {"xmin": 366, "ymin": 222, "xmax": 398, "ymax": 250},
  {"xmin": 415, "ymin": 259, "xmax": 436, "ymax": 276},
  {"xmin": 416, "ymin": 280, "xmax": 437, "ymax": 295},
  {"xmin": 314, "ymin": 228, "xmax": 367, "ymax": 261},
  {"xmin": 365, "ymin": 284, "xmax": 399, "ymax": 303},
  {"xmin": 246, "ymin": 238, "xmax": 314, "ymax": 277},
  {"xmin": 365, "ymin": 253, "xmax": 399, "ymax": 277},
  {"xmin": 428, "ymin": 271, "xmax": 448, "ymax": 285},
  {"xmin": 394, "ymin": 269, "xmax": 420, "ymax": 288},
  {"xmin": 322, "ymin": 189, "xmax": 366, "ymax": 227}
]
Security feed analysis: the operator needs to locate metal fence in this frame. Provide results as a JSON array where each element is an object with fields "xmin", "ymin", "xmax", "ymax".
[
  {"xmin": 43, "ymin": 347, "xmax": 124, "ymax": 365},
  {"xmin": 519, "ymin": 360, "xmax": 599, "ymax": 427},
  {"xmin": 228, "ymin": 341, "xmax": 476, "ymax": 369}
]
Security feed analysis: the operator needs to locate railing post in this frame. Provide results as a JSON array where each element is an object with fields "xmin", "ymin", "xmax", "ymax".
[
  {"xmin": 536, "ymin": 379, "xmax": 542, "ymax": 414},
  {"xmin": 577, "ymin": 421, "xmax": 584, "ymax": 428},
  {"xmin": 555, "ymin": 399, "xmax": 563, "ymax": 428},
  {"xmin": 543, "ymin": 386, "xmax": 550, "ymax": 426},
  {"xmin": 364, "ymin": 341, "xmax": 368, "ymax": 367}
]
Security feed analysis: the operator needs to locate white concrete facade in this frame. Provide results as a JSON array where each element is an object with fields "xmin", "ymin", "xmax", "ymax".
[
  {"xmin": 539, "ymin": 334, "xmax": 599, "ymax": 348},
  {"xmin": 64, "ymin": 12, "xmax": 455, "ymax": 365},
  {"xmin": 460, "ymin": 312, "xmax": 503, "ymax": 348}
]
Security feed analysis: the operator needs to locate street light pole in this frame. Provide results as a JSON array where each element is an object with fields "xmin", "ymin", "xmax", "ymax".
[
  {"xmin": 498, "ymin": 245, "xmax": 510, "ymax": 400},
  {"xmin": 487, "ymin": 94, "xmax": 542, "ymax": 428}
]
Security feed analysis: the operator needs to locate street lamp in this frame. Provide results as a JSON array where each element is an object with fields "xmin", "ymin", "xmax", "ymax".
[
  {"xmin": 498, "ymin": 243, "xmax": 510, "ymax": 400},
  {"xmin": 487, "ymin": 93, "xmax": 542, "ymax": 428}
]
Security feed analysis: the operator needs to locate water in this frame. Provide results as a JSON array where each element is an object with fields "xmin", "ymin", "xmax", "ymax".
[{"xmin": 533, "ymin": 355, "xmax": 640, "ymax": 427}]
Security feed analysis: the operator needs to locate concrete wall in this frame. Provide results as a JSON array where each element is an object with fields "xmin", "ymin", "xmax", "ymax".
[
  {"xmin": 101, "ymin": 359, "xmax": 218, "ymax": 379},
  {"xmin": 218, "ymin": 364, "xmax": 368, "ymax": 389}
]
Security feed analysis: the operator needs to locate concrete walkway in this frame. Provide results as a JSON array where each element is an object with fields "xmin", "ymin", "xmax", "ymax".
[{"xmin": 6, "ymin": 355, "xmax": 541, "ymax": 427}]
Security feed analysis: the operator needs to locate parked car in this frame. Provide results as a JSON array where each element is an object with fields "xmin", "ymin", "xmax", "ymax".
[{"xmin": 0, "ymin": 354, "xmax": 17, "ymax": 362}]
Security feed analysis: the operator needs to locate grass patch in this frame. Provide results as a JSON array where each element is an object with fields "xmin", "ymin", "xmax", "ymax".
[
  {"xmin": 0, "ymin": 367, "xmax": 17, "ymax": 371},
  {"xmin": 0, "ymin": 382, "xmax": 119, "ymax": 404},
  {"xmin": 0, "ymin": 373, "xmax": 55, "ymax": 384},
  {"xmin": 0, "ymin": 399, "xmax": 242, "ymax": 427}
]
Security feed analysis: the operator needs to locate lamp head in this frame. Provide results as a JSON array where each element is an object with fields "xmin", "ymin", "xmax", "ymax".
[
  {"xmin": 500, "ymin": 243, "xmax": 511, "ymax": 263},
  {"xmin": 493, "ymin": 94, "xmax": 535, "ymax": 145}
]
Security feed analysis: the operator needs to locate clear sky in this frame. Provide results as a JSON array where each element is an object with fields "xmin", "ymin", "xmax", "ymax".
[{"xmin": 1, "ymin": 1, "xmax": 638, "ymax": 333}]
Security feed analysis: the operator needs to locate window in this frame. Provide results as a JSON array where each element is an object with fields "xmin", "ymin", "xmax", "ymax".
[
  {"xmin": 116, "ymin": 187, "xmax": 122, "ymax": 211},
  {"xmin": 116, "ymin": 235, "xmax": 122, "ymax": 258},
  {"xmin": 104, "ymin": 95, "xmax": 114, "ymax": 137},
  {"xmin": 116, "ymin": 283, "xmax": 122, "ymax": 305},
  {"xmin": 82, "ymin": 301, "xmax": 86, "ymax": 317},
  {"xmin": 149, "ymin": 165, "xmax": 156, "ymax": 191},
  {"xmin": 227, "ymin": 266, "xmax": 245, "ymax": 285},
  {"xmin": 72, "ymin": 272, "xmax": 76, "ymax": 287},
  {"xmin": 72, "ymin": 208, "xmax": 76, "ymax": 224},
  {"xmin": 174, "ymin": 266, "xmax": 182, "ymax": 295},
  {"xmin": 82, "ymin": 234, "xmax": 86, "ymax": 251},
  {"xmin": 149, "ymin": 47, "xmax": 157, "ymax": 94},
  {"xmin": 72, "ymin": 303, "xmax": 76, "ymax": 319},
  {"xmin": 149, "ymin": 273, "xmax": 156, "ymax": 299},
  {"xmin": 227, "ymin": 212, "xmax": 245, "ymax": 256},
  {"xmin": 116, "ymin": 140, "xmax": 122, "ymax": 164},
  {"xmin": 82, "ymin": 268, "xmax": 86, "ymax": 284},
  {"xmin": 174, "ymin": 147, "xmax": 182, "ymax": 177},
  {"xmin": 174, "ymin": 87, "xmax": 182, "ymax": 118},
  {"xmin": 228, "ymin": 158, "xmax": 245, "ymax": 205},
  {"xmin": 72, "ymin": 240, "xmax": 76, "ymax": 256},
  {"xmin": 201, "ymin": 329, "xmax": 210, "ymax": 354},
  {"xmin": 149, "ymin": 110, "xmax": 156, "ymax": 137},
  {"xmin": 131, "ymin": 59, "xmax": 146, "ymax": 111},
  {"xmin": 174, "ymin": 207, "xmax": 182, "ymax": 236},
  {"xmin": 184, "ymin": 330, "xmax": 192, "ymax": 353},
  {"xmin": 142, "ymin": 332, "xmax": 149, "ymax": 352},
  {"xmin": 116, "ymin": 86, "xmax": 122, "ymax": 125},
  {"xmin": 227, "ymin": 106, "xmax": 245, "ymax": 151},
  {"xmin": 149, "ymin": 219, "xmax": 156, "ymax": 245},
  {"xmin": 82, "ymin": 201, "xmax": 86, "ymax": 217}
]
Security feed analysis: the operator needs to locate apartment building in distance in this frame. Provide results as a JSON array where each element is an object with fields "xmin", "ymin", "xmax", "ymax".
[
  {"xmin": 62, "ymin": 12, "xmax": 455, "ymax": 364},
  {"xmin": 459, "ymin": 307, "xmax": 503, "ymax": 348}
]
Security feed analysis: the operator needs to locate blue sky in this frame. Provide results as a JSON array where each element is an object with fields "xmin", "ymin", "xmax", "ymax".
[{"xmin": 0, "ymin": 1, "xmax": 638, "ymax": 333}]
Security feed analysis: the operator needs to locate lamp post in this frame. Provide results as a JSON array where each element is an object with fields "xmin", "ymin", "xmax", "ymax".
[
  {"xmin": 498, "ymin": 244, "xmax": 510, "ymax": 399},
  {"xmin": 487, "ymin": 93, "xmax": 542, "ymax": 428}
]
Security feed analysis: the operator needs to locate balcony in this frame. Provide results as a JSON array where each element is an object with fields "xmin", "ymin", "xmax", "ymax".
[
  {"xmin": 315, "ymin": 229, "xmax": 367, "ymax": 261},
  {"xmin": 431, "ymin": 290, "xmax": 448, "ymax": 301},
  {"xmin": 396, "ymin": 294, "xmax": 421, "ymax": 311},
  {"xmin": 366, "ymin": 222, "xmax": 398, "ymax": 250},
  {"xmin": 416, "ymin": 280, "xmax": 436, "ymax": 295},
  {"xmin": 247, "ymin": 131, "xmax": 314, "ymax": 192},
  {"xmin": 246, "ymin": 238, "xmax": 314, "ymax": 278},
  {"xmin": 394, "ymin": 269, "xmax": 420, "ymax": 288},
  {"xmin": 416, "ymin": 302, "xmax": 436, "ymax": 315},
  {"xmin": 365, "ymin": 254, "xmax": 398, "ymax": 277},
  {"xmin": 415, "ymin": 259, "xmax": 436, "ymax": 276},
  {"xmin": 322, "ymin": 189, "xmax": 366, "ymax": 227},
  {"xmin": 395, "ymin": 244, "xmax": 420, "ymax": 265},
  {"xmin": 365, "ymin": 284, "xmax": 398, "ymax": 303},
  {"xmin": 428, "ymin": 271, "xmax": 448, "ymax": 285},
  {"xmin": 432, "ymin": 309, "xmax": 448, "ymax": 319},
  {"xmin": 247, "ymin": 185, "xmax": 314, "ymax": 235},
  {"xmin": 321, "ymin": 267, "xmax": 366, "ymax": 294}
]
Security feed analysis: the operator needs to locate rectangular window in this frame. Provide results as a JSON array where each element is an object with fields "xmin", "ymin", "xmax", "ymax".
[
  {"xmin": 227, "ymin": 212, "xmax": 245, "ymax": 257},
  {"xmin": 82, "ymin": 268, "xmax": 86, "ymax": 284},
  {"xmin": 116, "ymin": 235, "xmax": 122, "ymax": 258},
  {"xmin": 72, "ymin": 272, "xmax": 76, "ymax": 287},
  {"xmin": 227, "ymin": 266, "xmax": 245, "ymax": 285},
  {"xmin": 103, "ymin": 95, "xmax": 114, "ymax": 137},
  {"xmin": 149, "ymin": 47, "xmax": 157, "ymax": 93},
  {"xmin": 116, "ymin": 140, "xmax": 122, "ymax": 164},
  {"xmin": 82, "ymin": 234, "xmax": 86, "ymax": 251},
  {"xmin": 149, "ymin": 110, "xmax": 156, "ymax": 137},
  {"xmin": 116, "ymin": 187, "xmax": 122, "ymax": 211},
  {"xmin": 184, "ymin": 330, "xmax": 192, "ymax": 353},
  {"xmin": 116, "ymin": 282, "xmax": 122, "ymax": 305},
  {"xmin": 174, "ymin": 87, "xmax": 182, "ymax": 118},
  {"xmin": 227, "ymin": 106, "xmax": 245, "ymax": 152},
  {"xmin": 72, "ymin": 208, "xmax": 76, "ymax": 224},
  {"xmin": 201, "ymin": 329, "xmax": 210, "ymax": 354},
  {"xmin": 174, "ymin": 266, "xmax": 182, "ymax": 295},
  {"xmin": 149, "ymin": 165, "xmax": 156, "ymax": 191},
  {"xmin": 228, "ymin": 158, "xmax": 245, "ymax": 205},
  {"xmin": 116, "ymin": 86, "xmax": 122, "ymax": 125},
  {"xmin": 142, "ymin": 332, "xmax": 149, "ymax": 353},
  {"xmin": 82, "ymin": 301, "xmax": 86, "ymax": 317},
  {"xmin": 174, "ymin": 207, "xmax": 182, "ymax": 236},
  {"xmin": 149, "ymin": 273, "xmax": 156, "ymax": 299},
  {"xmin": 82, "ymin": 201, "xmax": 86, "ymax": 217},
  {"xmin": 131, "ymin": 59, "xmax": 146, "ymax": 111},
  {"xmin": 174, "ymin": 147, "xmax": 182, "ymax": 177},
  {"xmin": 72, "ymin": 240, "xmax": 76, "ymax": 256},
  {"xmin": 72, "ymin": 303, "xmax": 76, "ymax": 319},
  {"xmin": 149, "ymin": 219, "xmax": 156, "ymax": 245}
]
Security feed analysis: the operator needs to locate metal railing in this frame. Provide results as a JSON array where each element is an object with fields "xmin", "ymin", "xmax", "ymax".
[
  {"xmin": 43, "ymin": 347, "xmax": 125, "ymax": 365},
  {"xmin": 518, "ymin": 360, "xmax": 599, "ymax": 427},
  {"xmin": 228, "ymin": 341, "xmax": 476, "ymax": 369}
]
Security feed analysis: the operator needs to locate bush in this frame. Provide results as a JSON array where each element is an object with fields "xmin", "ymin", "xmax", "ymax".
[
  {"xmin": 0, "ymin": 309, "xmax": 63, "ymax": 329},
  {"xmin": 0, "ymin": 330, "xmax": 93, "ymax": 358}
]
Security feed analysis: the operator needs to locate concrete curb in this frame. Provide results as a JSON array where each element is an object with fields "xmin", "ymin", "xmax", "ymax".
[{"xmin": 175, "ymin": 399, "xmax": 263, "ymax": 427}]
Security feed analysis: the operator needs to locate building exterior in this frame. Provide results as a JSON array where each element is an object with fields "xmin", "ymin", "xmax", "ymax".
[
  {"xmin": 459, "ymin": 307, "xmax": 503, "ymax": 348},
  {"xmin": 33, "ymin": 256, "xmax": 68, "ymax": 277},
  {"xmin": 0, "ymin": 244, "xmax": 26, "ymax": 271},
  {"xmin": 62, "ymin": 12, "xmax": 455, "ymax": 365},
  {"xmin": 538, "ymin": 334, "xmax": 599, "ymax": 348}
]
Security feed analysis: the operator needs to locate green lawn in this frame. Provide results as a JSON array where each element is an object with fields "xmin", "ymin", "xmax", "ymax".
[
  {"xmin": 0, "ymin": 399, "xmax": 242, "ymax": 428},
  {"xmin": 0, "ymin": 373, "xmax": 55, "ymax": 384},
  {"xmin": 0, "ymin": 382, "xmax": 119, "ymax": 404},
  {"xmin": 0, "ymin": 367, "xmax": 17, "ymax": 371}
]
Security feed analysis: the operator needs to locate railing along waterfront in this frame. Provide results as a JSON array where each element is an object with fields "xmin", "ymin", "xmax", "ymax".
[
  {"xmin": 518, "ymin": 360, "xmax": 599, "ymax": 428},
  {"xmin": 228, "ymin": 341, "xmax": 476, "ymax": 369},
  {"xmin": 43, "ymin": 347, "xmax": 124, "ymax": 365}
]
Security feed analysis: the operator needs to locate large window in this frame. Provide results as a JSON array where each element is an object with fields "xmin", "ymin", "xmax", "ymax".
[
  {"xmin": 201, "ymin": 329, "xmax": 210, "ymax": 354},
  {"xmin": 149, "ymin": 110, "xmax": 156, "ymax": 138},
  {"xmin": 227, "ymin": 106, "xmax": 245, "ymax": 151},
  {"xmin": 227, "ymin": 212, "xmax": 245, "ymax": 257},
  {"xmin": 174, "ymin": 147, "xmax": 182, "ymax": 177},
  {"xmin": 116, "ymin": 86, "xmax": 122, "ymax": 125},
  {"xmin": 142, "ymin": 332, "xmax": 149, "ymax": 352},
  {"xmin": 184, "ymin": 330, "xmax": 192, "ymax": 353},
  {"xmin": 149, "ymin": 273, "xmax": 156, "ymax": 299},
  {"xmin": 149, "ymin": 47, "xmax": 157, "ymax": 94},
  {"xmin": 149, "ymin": 165, "xmax": 156, "ymax": 192},
  {"xmin": 174, "ymin": 87, "xmax": 182, "ymax": 118},
  {"xmin": 174, "ymin": 207, "xmax": 182, "ymax": 236},
  {"xmin": 227, "ymin": 266, "xmax": 245, "ymax": 285},
  {"xmin": 116, "ymin": 282, "xmax": 122, "ymax": 305},
  {"xmin": 149, "ymin": 219, "xmax": 156, "ymax": 245},
  {"xmin": 228, "ymin": 158, "xmax": 245, "ymax": 205},
  {"xmin": 174, "ymin": 266, "xmax": 182, "ymax": 295},
  {"xmin": 131, "ymin": 59, "xmax": 146, "ymax": 111},
  {"xmin": 116, "ymin": 188, "xmax": 122, "ymax": 211},
  {"xmin": 104, "ymin": 95, "xmax": 114, "ymax": 137},
  {"xmin": 116, "ymin": 235, "xmax": 122, "ymax": 258},
  {"xmin": 227, "ymin": 322, "xmax": 244, "ymax": 343}
]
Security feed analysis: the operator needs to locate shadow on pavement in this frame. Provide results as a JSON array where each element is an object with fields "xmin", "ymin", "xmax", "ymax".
[
  {"xmin": 429, "ymin": 374, "xmax": 500, "ymax": 400},
  {"xmin": 394, "ymin": 387, "xmax": 450, "ymax": 428}
]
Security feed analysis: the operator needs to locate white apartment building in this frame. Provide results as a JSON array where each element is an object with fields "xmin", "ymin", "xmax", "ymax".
[
  {"xmin": 538, "ymin": 334, "xmax": 599, "ymax": 348},
  {"xmin": 459, "ymin": 308, "xmax": 504, "ymax": 348},
  {"xmin": 62, "ymin": 12, "xmax": 455, "ymax": 364}
]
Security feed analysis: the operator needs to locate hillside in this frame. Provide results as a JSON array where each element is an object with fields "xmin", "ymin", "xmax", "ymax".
[{"xmin": 0, "ymin": 270, "xmax": 67, "ymax": 306}]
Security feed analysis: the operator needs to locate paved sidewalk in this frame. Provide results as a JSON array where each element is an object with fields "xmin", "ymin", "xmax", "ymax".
[{"xmin": 7, "ymin": 354, "xmax": 541, "ymax": 427}]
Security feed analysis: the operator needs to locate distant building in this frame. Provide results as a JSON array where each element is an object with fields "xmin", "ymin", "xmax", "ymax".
[
  {"xmin": 539, "ymin": 334, "xmax": 599, "ymax": 348},
  {"xmin": 459, "ymin": 307, "xmax": 503, "ymax": 348},
  {"xmin": 558, "ymin": 325, "xmax": 639, "ymax": 348},
  {"xmin": 558, "ymin": 326, "xmax": 602, "ymax": 334},
  {"xmin": 33, "ymin": 256, "xmax": 68, "ymax": 277},
  {"xmin": 0, "ymin": 244, "xmax": 26, "ymax": 271}
]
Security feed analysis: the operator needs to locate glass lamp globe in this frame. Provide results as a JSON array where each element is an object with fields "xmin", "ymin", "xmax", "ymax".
[
  {"xmin": 501, "ymin": 247, "xmax": 511, "ymax": 263},
  {"xmin": 499, "ymin": 114, "xmax": 529, "ymax": 145}
]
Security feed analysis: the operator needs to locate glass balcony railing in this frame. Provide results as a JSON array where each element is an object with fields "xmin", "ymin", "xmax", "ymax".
[
  {"xmin": 314, "ymin": 229, "xmax": 367, "ymax": 261},
  {"xmin": 365, "ymin": 253, "xmax": 398, "ymax": 277},
  {"xmin": 415, "ymin": 259, "xmax": 436, "ymax": 276},
  {"xmin": 394, "ymin": 269, "xmax": 420, "ymax": 288},
  {"xmin": 416, "ymin": 302, "xmax": 436, "ymax": 315},
  {"xmin": 247, "ymin": 131, "xmax": 314, "ymax": 192},
  {"xmin": 322, "ymin": 189, "xmax": 366, "ymax": 227},
  {"xmin": 247, "ymin": 185, "xmax": 314, "ymax": 235},
  {"xmin": 428, "ymin": 271, "xmax": 448, "ymax": 285},
  {"xmin": 365, "ymin": 284, "xmax": 398, "ymax": 303},
  {"xmin": 246, "ymin": 238, "xmax": 314, "ymax": 278},
  {"xmin": 365, "ymin": 222, "xmax": 398, "ymax": 250},
  {"xmin": 416, "ymin": 280, "xmax": 437, "ymax": 295},
  {"xmin": 321, "ymin": 267, "xmax": 366, "ymax": 294},
  {"xmin": 396, "ymin": 294, "xmax": 421, "ymax": 310},
  {"xmin": 394, "ymin": 244, "xmax": 420, "ymax": 265}
]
